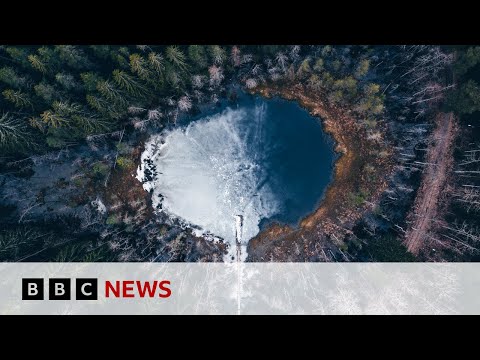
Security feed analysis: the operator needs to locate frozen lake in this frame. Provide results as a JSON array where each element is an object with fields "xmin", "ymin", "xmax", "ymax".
[{"xmin": 137, "ymin": 94, "xmax": 335, "ymax": 261}]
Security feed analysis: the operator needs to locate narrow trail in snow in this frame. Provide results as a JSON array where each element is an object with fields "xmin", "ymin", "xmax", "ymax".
[{"xmin": 405, "ymin": 112, "xmax": 455, "ymax": 254}]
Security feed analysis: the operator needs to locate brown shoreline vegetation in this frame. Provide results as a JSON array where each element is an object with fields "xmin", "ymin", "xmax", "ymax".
[{"xmin": 247, "ymin": 83, "xmax": 395, "ymax": 261}]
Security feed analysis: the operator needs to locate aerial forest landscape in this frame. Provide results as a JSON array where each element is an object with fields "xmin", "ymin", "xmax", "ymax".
[{"xmin": 0, "ymin": 45, "xmax": 479, "ymax": 263}]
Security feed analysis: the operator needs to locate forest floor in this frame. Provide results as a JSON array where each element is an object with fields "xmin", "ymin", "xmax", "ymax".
[
  {"xmin": 246, "ymin": 83, "xmax": 395, "ymax": 261},
  {"xmin": 404, "ymin": 112, "xmax": 456, "ymax": 255}
]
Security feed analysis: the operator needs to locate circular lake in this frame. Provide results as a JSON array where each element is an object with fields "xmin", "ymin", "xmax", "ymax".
[{"xmin": 137, "ymin": 93, "xmax": 335, "ymax": 261}]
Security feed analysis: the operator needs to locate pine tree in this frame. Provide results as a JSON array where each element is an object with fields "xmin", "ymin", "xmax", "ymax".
[
  {"xmin": 55, "ymin": 45, "xmax": 92, "ymax": 70},
  {"xmin": 188, "ymin": 45, "xmax": 208, "ymax": 70},
  {"xmin": 28, "ymin": 54, "xmax": 47, "ymax": 74},
  {"xmin": 5, "ymin": 47, "xmax": 31, "ymax": 68},
  {"xmin": 447, "ymin": 80, "xmax": 480, "ymax": 114},
  {"xmin": 111, "ymin": 49, "xmax": 130, "ymax": 69},
  {"xmin": 52, "ymin": 100, "xmax": 82, "ymax": 115},
  {"xmin": 80, "ymin": 72, "xmax": 102, "ymax": 92},
  {"xmin": 55, "ymin": 72, "xmax": 79, "ymax": 90},
  {"xmin": 53, "ymin": 101, "xmax": 111, "ymax": 133},
  {"xmin": 355, "ymin": 59, "xmax": 370, "ymax": 79},
  {"xmin": 296, "ymin": 57, "xmax": 312, "ymax": 79},
  {"xmin": 455, "ymin": 46, "xmax": 480, "ymax": 76},
  {"xmin": 34, "ymin": 82, "xmax": 60, "ymax": 105},
  {"xmin": 148, "ymin": 52, "xmax": 165, "ymax": 75},
  {"xmin": 40, "ymin": 109, "xmax": 69, "ymax": 128},
  {"xmin": 164, "ymin": 62, "xmax": 181, "ymax": 89},
  {"xmin": 313, "ymin": 58, "xmax": 324, "ymax": 72},
  {"xmin": 87, "ymin": 94, "xmax": 125, "ymax": 120},
  {"xmin": 74, "ymin": 113, "xmax": 111, "ymax": 133},
  {"xmin": 89, "ymin": 45, "xmax": 111, "ymax": 59},
  {"xmin": 29, "ymin": 116, "xmax": 45, "ymax": 132},
  {"xmin": 129, "ymin": 54, "xmax": 151, "ymax": 81},
  {"xmin": 2, "ymin": 89, "xmax": 32, "ymax": 109},
  {"xmin": 0, "ymin": 67, "xmax": 28, "ymax": 89},
  {"xmin": 37, "ymin": 46, "xmax": 58, "ymax": 65},
  {"xmin": 86, "ymin": 94, "xmax": 108, "ymax": 114},
  {"xmin": 166, "ymin": 46, "xmax": 188, "ymax": 71},
  {"xmin": 146, "ymin": 52, "xmax": 166, "ymax": 89},
  {"xmin": 307, "ymin": 74, "xmax": 321, "ymax": 90},
  {"xmin": 113, "ymin": 69, "xmax": 147, "ymax": 97},
  {"xmin": 96, "ymin": 80, "xmax": 127, "ymax": 106},
  {"xmin": 208, "ymin": 45, "xmax": 227, "ymax": 65}
]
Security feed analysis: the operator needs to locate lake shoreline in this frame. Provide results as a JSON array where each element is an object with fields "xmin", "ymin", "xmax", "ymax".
[{"xmin": 247, "ymin": 83, "xmax": 395, "ymax": 261}]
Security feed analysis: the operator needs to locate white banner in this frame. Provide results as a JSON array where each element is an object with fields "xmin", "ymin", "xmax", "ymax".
[{"xmin": 1, "ymin": 263, "xmax": 479, "ymax": 315}]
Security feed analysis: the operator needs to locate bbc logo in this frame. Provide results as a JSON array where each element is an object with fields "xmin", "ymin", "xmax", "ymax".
[{"xmin": 22, "ymin": 278, "xmax": 98, "ymax": 300}]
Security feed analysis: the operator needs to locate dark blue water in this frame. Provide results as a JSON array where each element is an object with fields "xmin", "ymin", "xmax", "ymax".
[{"xmin": 252, "ymin": 96, "xmax": 335, "ymax": 227}]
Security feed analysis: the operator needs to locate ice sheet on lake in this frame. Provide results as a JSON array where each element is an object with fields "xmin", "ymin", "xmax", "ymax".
[{"xmin": 137, "ymin": 105, "xmax": 280, "ymax": 262}]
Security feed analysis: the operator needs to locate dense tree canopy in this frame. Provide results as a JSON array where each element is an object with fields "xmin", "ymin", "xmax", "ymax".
[
  {"xmin": 0, "ymin": 45, "xmax": 391, "ymax": 156},
  {"xmin": 447, "ymin": 46, "xmax": 480, "ymax": 115}
]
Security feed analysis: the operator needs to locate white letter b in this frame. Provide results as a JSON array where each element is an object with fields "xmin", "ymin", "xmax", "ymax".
[
  {"xmin": 28, "ymin": 283, "xmax": 38, "ymax": 296},
  {"xmin": 55, "ymin": 283, "xmax": 65, "ymax": 296}
]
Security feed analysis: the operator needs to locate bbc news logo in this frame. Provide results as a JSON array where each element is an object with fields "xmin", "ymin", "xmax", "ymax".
[
  {"xmin": 22, "ymin": 278, "xmax": 98, "ymax": 300},
  {"xmin": 22, "ymin": 278, "xmax": 171, "ymax": 300}
]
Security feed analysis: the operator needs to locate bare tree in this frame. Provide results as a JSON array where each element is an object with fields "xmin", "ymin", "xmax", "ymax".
[
  {"xmin": 245, "ymin": 79, "xmax": 257, "ymax": 89},
  {"xmin": 290, "ymin": 45, "xmax": 301, "ymax": 62},
  {"xmin": 192, "ymin": 74, "xmax": 206, "ymax": 89},
  {"xmin": 275, "ymin": 52, "xmax": 289, "ymax": 72},
  {"xmin": 454, "ymin": 185, "xmax": 480, "ymax": 213},
  {"xmin": 208, "ymin": 65, "xmax": 224, "ymax": 86},
  {"xmin": 231, "ymin": 46, "xmax": 241, "ymax": 67},
  {"xmin": 178, "ymin": 95, "xmax": 192, "ymax": 112},
  {"xmin": 241, "ymin": 54, "xmax": 253, "ymax": 65},
  {"xmin": 0, "ymin": 113, "xmax": 32, "ymax": 152},
  {"xmin": 147, "ymin": 109, "xmax": 162, "ymax": 122},
  {"xmin": 128, "ymin": 106, "xmax": 147, "ymax": 115}
]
